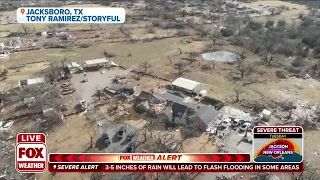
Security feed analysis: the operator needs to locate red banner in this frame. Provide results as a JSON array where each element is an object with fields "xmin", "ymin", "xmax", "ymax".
[
  {"xmin": 48, "ymin": 163, "xmax": 304, "ymax": 172},
  {"xmin": 49, "ymin": 153, "xmax": 250, "ymax": 163}
]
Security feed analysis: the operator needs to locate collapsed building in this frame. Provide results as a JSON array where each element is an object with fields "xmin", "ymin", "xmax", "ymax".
[
  {"xmin": 106, "ymin": 84, "xmax": 136, "ymax": 96},
  {"xmin": 135, "ymin": 91, "xmax": 218, "ymax": 131}
]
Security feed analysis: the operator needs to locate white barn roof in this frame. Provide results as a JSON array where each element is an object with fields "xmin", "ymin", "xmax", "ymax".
[
  {"xmin": 84, "ymin": 58, "xmax": 109, "ymax": 65},
  {"xmin": 27, "ymin": 77, "xmax": 45, "ymax": 85},
  {"xmin": 172, "ymin": 77, "xmax": 201, "ymax": 91}
]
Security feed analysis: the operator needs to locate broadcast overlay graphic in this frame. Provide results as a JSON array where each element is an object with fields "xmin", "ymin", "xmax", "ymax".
[
  {"xmin": 15, "ymin": 128, "xmax": 304, "ymax": 173},
  {"xmin": 16, "ymin": 7, "xmax": 125, "ymax": 23},
  {"xmin": 253, "ymin": 126, "xmax": 303, "ymax": 163},
  {"xmin": 15, "ymin": 133, "xmax": 47, "ymax": 173}
]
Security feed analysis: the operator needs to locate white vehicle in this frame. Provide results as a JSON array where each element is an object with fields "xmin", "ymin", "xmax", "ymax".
[
  {"xmin": 239, "ymin": 122, "xmax": 251, "ymax": 131},
  {"xmin": 231, "ymin": 118, "xmax": 242, "ymax": 127},
  {"xmin": 221, "ymin": 118, "xmax": 232, "ymax": 128}
]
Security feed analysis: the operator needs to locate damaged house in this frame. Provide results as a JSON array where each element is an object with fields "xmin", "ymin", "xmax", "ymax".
[
  {"xmin": 135, "ymin": 91, "xmax": 166, "ymax": 115},
  {"xmin": 135, "ymin": 91, "xmax": 218, "ymax": 131},
  {"xmin": 106, "ymin": 84, "xmax": 136, "ymax": 97}
]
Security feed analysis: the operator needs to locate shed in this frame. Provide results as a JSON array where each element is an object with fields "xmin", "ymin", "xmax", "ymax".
[
  {"xmin": 19, "ymin": 77, "xmax": 46, "ymax": 90},
  {"xmin": 24, "ymin": 97, "xmax": 36, "ymax": 105},
  {"xmin": 42, "ymin": 108, "xmax": 56, "ymax": 117},
  {"xmin": 172, "ymin": 77, "xmax": 202, "ymax": 94},
  {"xmin": 261, "ymin": 109, "xmax": 272, "ymax": 121},
  {"xmin": 67, "ymin": 62, "xmax": 81, "ymax": 73},
  {"xmin": 84, "ymin": 58, "xmax": 109, "ymax": 66}
]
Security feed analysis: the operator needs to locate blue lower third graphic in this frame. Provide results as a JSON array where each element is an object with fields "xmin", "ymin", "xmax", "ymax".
[{"xmin": 17, "ymin": 7, "xmax": 125, "ymax": 23}]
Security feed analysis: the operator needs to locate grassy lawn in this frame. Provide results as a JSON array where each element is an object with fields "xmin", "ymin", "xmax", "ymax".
[{"xmin": 6, "ymin": 37, "xmax": 184, "ymax": 67}]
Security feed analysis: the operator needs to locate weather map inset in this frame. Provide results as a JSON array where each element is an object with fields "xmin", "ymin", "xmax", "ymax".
[{"xmin": 253, "ymin": 126, "xmax": 303, "ymax": 163}]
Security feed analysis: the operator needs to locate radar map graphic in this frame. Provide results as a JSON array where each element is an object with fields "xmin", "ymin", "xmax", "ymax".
[{"xmin": 254, "ymin": 139, "xmax": 303, "ymax": 162}]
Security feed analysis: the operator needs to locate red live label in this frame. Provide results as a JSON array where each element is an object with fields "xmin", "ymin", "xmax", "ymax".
[
  {"xmin": 16, "ymin": 133, "xmax": 47, "ymax": 173},
  {"xmin": 17, "ymin": 133, "xmax": 46, "ymax": 143}
]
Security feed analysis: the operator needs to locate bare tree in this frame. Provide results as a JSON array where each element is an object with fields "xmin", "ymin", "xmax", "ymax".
[
  {"xmin": 147, "ymin": 24, "xmax": 155, "ymax": 33},
  {"xmin": 89, "ymin": 131, "xmax": 96, "ymax": 149},
  {"xmin": 49, "ymin": 61, "xmax": 61, "ymax": 81},
  {"xmin": 233, "ymin": 85, "xmax": 244, "ymax": 102},
  {"xmin": 21, "ymin": 24, "xmax": 31, "ymax": 34},
  {"xmin": 201, "ymin": 61, "xmax": 215, "ymax": 71},
  {"xmin": 60, "ymin": 57, "xmax": 67, "ymax": 67},
  {"xmin": 270, "ymin": 8, "xmax": 276, "ymax": 15},
  {"xmin": 119, "ymin": 25, "xmax": 133, "ymax": 40},
  {"xmin": 209, "ymin": 61, "xmax": 215, "ymax": 69},
  {"xmin": 212, "ymin": 28, "xmax": 220, "ymax": 45},
  {"xmin": 259, "ymin": 51, "xmax": 275, "ymax": 66},
  {"xmin": 174, "ymin": 61, "xmax": 185, "ymax": 75},
  {"xmin": 140, "ymin": 126, "xmax": 148, "ymax": 142},
  {"xmin": 237, "ymin": 62, "xmax": 253, "ymax": 78},
  {"xmin": 167, "ymin": 55, "xmax": 173, "ymax": 64},
  {"xmin": 95, "ymin": 86, "xmax": 104, "ymax": 101},
  {"xmin": 140, "ymin": 61, "xmax": 152, "ymax": 73},
  {"xmin": 89, "ymin": 24, "xmax": 97, "ymax": 30},
  {"xmin": 186, "ymin": 52, "xmax": 197, "ymax": 64},
  {"xmin": 151, "ymin": 132, "xmax": 176, "ymax": 153},
  {"xmin": 38, "ymin": 86, "xmax": 61, "ymax": 111},
  {"xmin": 282, "ymin": 101, "xmax": 294, "ymax": 120},
  {"xmin": 258, "ymin": 30, "xmax": 279, "ymax": 66},
  {"xmin": 237, "ymin": 47, "xmax": 246, "ymax": 60}
]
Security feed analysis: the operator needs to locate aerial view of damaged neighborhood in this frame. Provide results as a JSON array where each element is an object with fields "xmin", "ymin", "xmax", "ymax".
[{"xmin": 0, "ymin": 0, "xmax": 320, "ymax": 179}]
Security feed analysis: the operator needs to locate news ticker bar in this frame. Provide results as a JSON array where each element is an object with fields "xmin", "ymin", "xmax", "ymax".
[
  {"xmin": 49, "ymin": 153, "xmax": 251, "ymax": 163},
  {"xmin": 48, "ymin": 163, "xmax": 304, "ymax": 172}
]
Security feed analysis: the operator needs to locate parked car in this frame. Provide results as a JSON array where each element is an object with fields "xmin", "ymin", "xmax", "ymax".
[
  {"xmin": 126, "ymin": 132, "xmax": 135, "ymax": 141},
  {"xmin": 102, "ymin": 133, "xmax": 111, "ymax": 145},
  {"xmin": 117, "ymin": 126, "xmax": 127, "ymax": 139},
  {"xmin": 125, "ymin": 143, "xmax": 135, "ymax": 153},
  {"xmin": 231, "ymin": 118, "xmax": 243, "ymax": 127},
  {"xmin": 239, "ymin": 122, "xmax": 252, "ymax": 131},
  {"xmin": 221, "ymin": 118, "xmax": 232, "ymax": 128}
]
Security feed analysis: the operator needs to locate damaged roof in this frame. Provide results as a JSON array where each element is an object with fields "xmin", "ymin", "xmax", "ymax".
[
  {"xmin": 136, "ymin": 91, "xmax": 166, "ymax": 104},
  {"xmin": 158, "ymin": 91, "xmax": 199, "ymax": 110},
  {"xmin": 192, "ymin": 105, "xmax": 218, "ymax": 125},
  {"xmin": 137, "ymin": 101, "xmax": 150, "ymax": 110}
]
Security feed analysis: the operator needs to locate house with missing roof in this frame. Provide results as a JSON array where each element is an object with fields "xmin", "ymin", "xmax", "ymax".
[
  {"xmin": 135, "ymin": 91, "xmax": 218, "ymax": 131},
  {"xmin": 135, "ymin": 91, "xmax": 166, "ymax": 116}
]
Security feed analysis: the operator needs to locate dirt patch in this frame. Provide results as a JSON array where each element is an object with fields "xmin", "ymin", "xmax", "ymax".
[
  {"xmin": 37, "ymin": 114, "xmax": 98, "ymax": 180},
  {"xmin": 0, "ymin": 62, "xmax": 49, "ymax": 91},
  {"xmin": 249, "ymin": 0, "xmax": 309, "ymax": 22}
]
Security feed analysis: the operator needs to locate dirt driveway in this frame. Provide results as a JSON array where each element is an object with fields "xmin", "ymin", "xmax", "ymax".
[{"xmin": 70, "ymin": 68, "xmax": 130, "ymax": 105}]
